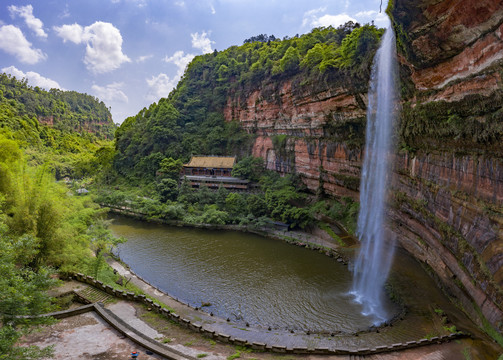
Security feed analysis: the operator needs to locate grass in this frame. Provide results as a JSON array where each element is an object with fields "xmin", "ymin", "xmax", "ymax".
[
  {"xmin": 474, "ymin": 304, "xmax": 503, "ymax": 348},
  {"xmin": 443, "ymin": 325, "xmax": 457, "ymax": 333},
  {"xmin": 462, "ymin": 347, "xmax": 472, "ymax": 360},
  {"xmin": 318, "ymin": 222, "xmax": 346, "ymax": 246},
  {"xmin": 227, "ymin": 351, "xmax": 241, "ymax": 360},
  {"xmin": 197, "ymin": 354, "xmax": 208, "ymax": 358}
]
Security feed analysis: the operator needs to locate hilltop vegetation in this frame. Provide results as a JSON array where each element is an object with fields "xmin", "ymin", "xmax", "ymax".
[
  {"xmin": 0, "ymin": 74, "xmax": 117, "ymax": 180},
  {"xmin": 95, "ymin": 23, "xmax": 382, "ymax": 232},
  {"xmin": 0, "ymin": 73, "xmax": 115, "ymax": 142},
  {"xmin": 114, "ymin": 22, "xmax": 384, "ymax": 182}
]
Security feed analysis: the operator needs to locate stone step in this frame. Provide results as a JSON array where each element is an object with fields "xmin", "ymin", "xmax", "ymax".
[{"xmin": 74, "ymin": 286, "xmax": 112, "ymax": 304}]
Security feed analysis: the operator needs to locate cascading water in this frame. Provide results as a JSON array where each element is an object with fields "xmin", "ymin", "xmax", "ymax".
[{"xmin": 351, "ymin": 22, "xmax": 399, "ymax": 324}]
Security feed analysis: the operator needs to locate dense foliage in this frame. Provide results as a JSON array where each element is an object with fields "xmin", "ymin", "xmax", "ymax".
[
  {"xmin": 0, "ymin": 76, "xmax": 121, "ymax": 357},
  {"xmin": 0, "ymin": 74, "xmax": 117, "ymax": 180},
  {"xmin": 114, "ymin": 22, "xmax": 384, "ymax": 183},
  {"xmin": 0, "ymin": 132, "xmax": 123, "ymax": 357},
  {"xmin": 97, "ymin": 162, "xmax": 314, "ymax": 229},
  {"xmin": 0, "ymin": 73, "xmax": 116, "ymax": 141}
]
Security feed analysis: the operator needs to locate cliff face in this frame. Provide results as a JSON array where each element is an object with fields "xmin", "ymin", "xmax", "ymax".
[
  {"xmin": 390, "ymin": 0, "xmax": 503, "ymax": 334},
  {"xmin": 38, "ymin": 115, "xmax": 115, "ymax": 138},
  {"xmin": 224, "ymin": 0, "xmax": 503, "ymax": 335},
  {"xmin": 224, "ymin": 79, "xmax": 366, "ymax": 199}
]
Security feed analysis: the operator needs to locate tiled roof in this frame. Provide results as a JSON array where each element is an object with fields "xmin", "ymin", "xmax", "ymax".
[{"xmin": 185, "ymin": 156, "xmax": 236, "ymax": 169}]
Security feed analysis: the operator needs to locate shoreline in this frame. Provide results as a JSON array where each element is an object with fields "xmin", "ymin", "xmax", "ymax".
[
  {"xmin": 106, "ymin": 206, "xmax": 355, "ymax": 264},
  {"xmin": 107, "ymin": 209, "xmax": 413, "ymax": 332},
  {"xmin": 99, "ymin": 257, "xmax": 468, "ymax": 356}
]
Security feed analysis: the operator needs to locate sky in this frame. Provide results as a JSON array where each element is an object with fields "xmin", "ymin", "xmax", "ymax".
[{"xmin": 0, "ymin": 0, "xmax": 389, "ymax": 124}]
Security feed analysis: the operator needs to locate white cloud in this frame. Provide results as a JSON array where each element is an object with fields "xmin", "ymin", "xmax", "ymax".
[
  {"xmin": 311, "ymin": 13, "xmax": 357, "ymax": 28},
  {"xmin": 302, "ymin": 7, "xmax": 326, "ymax": 27},
  {"xmin": 355, "ymin": 10, "xmax": 389, "ymax": 27},
  {"xmin": 0, "ymin": 25, "xmax": 47, "ymax": 64},
  {"xmin": 53, "ymin": 23, "xmax": 84, "ymax": 43},
  {"xmin": 2, "ymin": 66, "xmax": 62, "ymax": 90},
  {"xmin": 92, "ymin": 82, "xmax": 128, "ymax": 103},
  {"xmin": 302, "ymin": 8, "xmax": 358, "ymax": 29},
  {"xmin": 164, "ymin": 50, "xmax": 195, "ymax": 74},
  {"xmin": 191, "ymin": 31, "xmax": 214, "ymax": 54},
  {"xmin": 355, "ymin": 10, "xmax": 377, "ymax": 18},
  {"xmin": 175, "ymin": 1, "xmax": 185, "ymax": 7},
  {"xmin": 146, "ymin": 73, "xmax": 177, "ymax": 101},
  {"xmin": 150, "ymin": 31, "xmax": 214, "ymax": 102},
  {"xmin": 59, "ymin": 4, "xmax": 71, "ymax": 19},
  {"xmin": 8, "ymin": 4, "xmax": 47, "ymax": 38},
  {"xmin": 210, "ymin": 4, "xmax": 216, "ymax": 14},
  {"xmin": 136, "ymin": 54, "xmax": 153, "ymax": 63},
  {"xmin": 54, "ymin": 21, "xmax": 131, "ymax": 74}
]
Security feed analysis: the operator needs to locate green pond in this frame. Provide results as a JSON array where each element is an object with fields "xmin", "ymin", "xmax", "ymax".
[{"xmin": 110, "ymin": 215, "xmax": 402, "ymax": 332}]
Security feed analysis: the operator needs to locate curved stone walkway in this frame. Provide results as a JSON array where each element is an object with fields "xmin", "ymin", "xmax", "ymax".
[
  {"xmin": 31, "ymin": 302, "xmax": 196, "ymax": 360},
  {"xmin": 103, "ymin": 258, "xmax": 467, "ymax": 357}
]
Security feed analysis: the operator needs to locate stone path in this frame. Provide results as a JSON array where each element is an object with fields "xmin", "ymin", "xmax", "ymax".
[
  {"xmin": 74, "ymin": 286, "xmax": 113, "ymax": 304},
  {"xmin": 22, "ymin": 275, "xmax": 500, "ymax": 360}
]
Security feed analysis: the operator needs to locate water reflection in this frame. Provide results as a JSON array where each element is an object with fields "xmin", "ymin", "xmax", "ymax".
[{"xmin": 110, "ymin": 216, "xmax": 380, "ymax": 332}]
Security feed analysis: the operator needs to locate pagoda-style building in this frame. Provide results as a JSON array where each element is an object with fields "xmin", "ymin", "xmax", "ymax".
[{"xmin": 182, "ymin": 156, "xmax": 249, "ymax": 190}]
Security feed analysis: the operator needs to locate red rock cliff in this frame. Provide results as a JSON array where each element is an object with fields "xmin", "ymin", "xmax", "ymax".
[
  {"xmin": 224, "ymin": 0, "xmax": 503, "ymax": 335},
  {"xmin": 224, "ymin": 78, "xmax": 366, "ymax": 199}
]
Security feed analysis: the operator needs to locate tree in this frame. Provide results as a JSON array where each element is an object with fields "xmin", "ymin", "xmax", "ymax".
[
  {"xmin": 247, "ymin": 194, "xmax": 267, "ymax": 217},
  {"xmin": 86, "ymin": 219, "xmax": 126, "ymax": 279},
  {"xmin": 215, "ymin": 185, "xmax": 229, "ymax": 210},
  {"xmin": 198, "ymin": 205, "xmax": 229, "ymax": 224},
  {"xmin": 300, "ymin": 43, "xmax": 326, "ymax": 70},
  {"xmin": 279, "ymin": 46, "xmax": 300, "ymax": 73},
  {"xmin": 0, "ymin": 211, "xmax": 56, "ymax": 359},
  {"xmin": 157, "ymin": 178, "xmax": 179, "ymax": 202},
  {"xmin": 158, "ymin": 157, "xmax": 183, "ymax": 180},
  {"xmin": 231, "ymin": 156, "xmax": 265, "ymax": 182},
  {"xmin": 225, "ymin": 193, "xmax": 247, "ymax": 217}
]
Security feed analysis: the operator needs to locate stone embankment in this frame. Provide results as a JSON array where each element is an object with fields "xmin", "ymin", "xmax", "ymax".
[{"xmin": 61, "ymin": 271, "xmax": 467, "ymax": 358}]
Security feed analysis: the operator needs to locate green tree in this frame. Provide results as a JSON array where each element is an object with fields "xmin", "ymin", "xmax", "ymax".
[
  {"xmin": 247, "ymin": 194, "xmax": 267, "ymax": 217},
  {"xmin": 86, "ymin": 219, "xmax": 125, "ymax": 279},
  {"xmin": 225, "ymin": 192, "xmax": 247, "ymax": 217},
  {"xmin": 215, "ymin": 185, "xmax": 229, "ymax": 210},
  {"xmin": 157, "ymin": 178, "xmax": 179, "ymax": 202},
  {"xmin": 198, "ymin": 205, "xmax": 229, "ymax": 225},
  {"xmin": 0, "ymin": 209, "xmax": 56, "ymax": 359},
  {"xmin": 279, "ymin": 46, "xmax": 300, "ymax": 73},
  {"xmin": 158, "ymin": 157, "xmax": 183, "ymax": 180},
  {"xmin": 231, "ymin": 156, "xmax": 265, "ymax": 182}
]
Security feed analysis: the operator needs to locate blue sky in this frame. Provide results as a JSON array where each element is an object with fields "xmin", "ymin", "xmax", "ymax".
[{"xmin": 0, "ymin": 0, "xmax": 388, "ymax": 124}]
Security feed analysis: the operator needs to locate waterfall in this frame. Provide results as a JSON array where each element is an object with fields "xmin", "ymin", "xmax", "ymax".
[{"xmin": 351, "ymin": 23, "xmax": 398, "ymax": 324}]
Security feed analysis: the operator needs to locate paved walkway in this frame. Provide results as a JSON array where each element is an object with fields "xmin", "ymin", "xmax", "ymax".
[{"xmin": 28, "ymin": 275, "xmax": 500, "ymax": 360}]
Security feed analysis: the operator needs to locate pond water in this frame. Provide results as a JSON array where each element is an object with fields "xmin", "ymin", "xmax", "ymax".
[{"xmin": 110, "ymin": 216, "xmax": 398, "ymax": 332}]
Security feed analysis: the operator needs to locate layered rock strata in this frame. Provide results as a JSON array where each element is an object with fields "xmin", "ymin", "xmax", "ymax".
[{"xmin": 224, "ymin": 0, "xmax": 503, "ymax": 336}]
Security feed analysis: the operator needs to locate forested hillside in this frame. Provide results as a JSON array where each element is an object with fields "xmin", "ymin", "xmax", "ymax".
[
  {"xmin": 0, "ymin": 73, "xmax": 115, "ymax": 143},
  {"xmin": 0, "ymin": 74, "xmax": 117, "ymax": 180},
  {"xmin": 0, "ymin": 76, "xmax": 121, "ymax": 357},
  {"xmin": 114, "ymin": 22, "xmax": 383, "ymax": 181}
]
